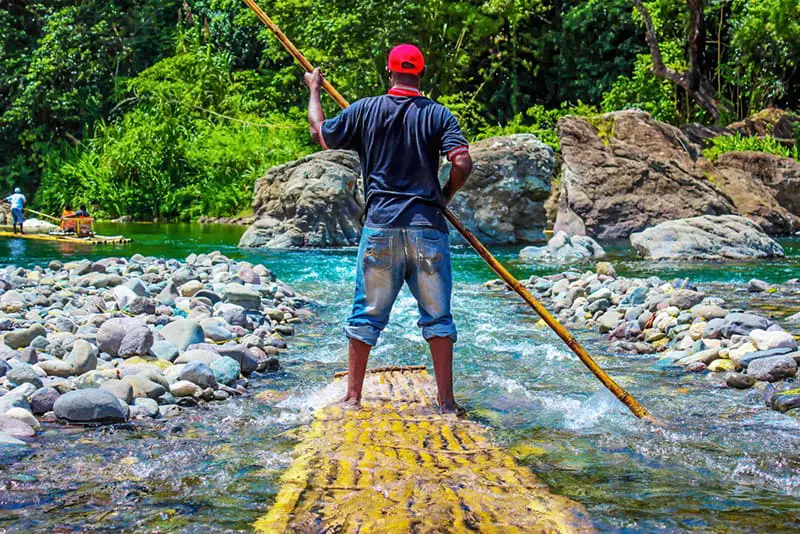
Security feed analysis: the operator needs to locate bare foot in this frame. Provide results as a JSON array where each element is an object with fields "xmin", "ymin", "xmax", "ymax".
[
  {"xmin": 331, "ymin": 396, "xmax": 362, "ymax": 411},
  {"xmin": 438, "ymin": 401, "xmax": 465, "ymax": 417}
]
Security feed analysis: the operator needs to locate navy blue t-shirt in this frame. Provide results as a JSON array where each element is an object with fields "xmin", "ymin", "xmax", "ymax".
[{"xmin": 319, "ymin": 92, "xmax": 469, "ymax": 232}]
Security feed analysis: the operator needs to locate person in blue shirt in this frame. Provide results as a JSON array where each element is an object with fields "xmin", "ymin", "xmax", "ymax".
[
  {"xmin": 3, "ymin": 187, "xmax": 26, "ymax": 234},
  {"xmin": 304, "ymin": 44, "xmax": 474, "ymax": 413}
]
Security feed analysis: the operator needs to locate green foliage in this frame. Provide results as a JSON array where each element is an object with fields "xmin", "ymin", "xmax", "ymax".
[
  {"xmin": 1, "ymin": 0, "xmax": 798, "ymax": 219},
  {"xmin": 35, "ymin": 38, "xmax": 313, "ymax": 220},
  {"xmin": 601, "ymin": 42, "xmax": 690, "ymax": 124},
  {"xmin": 703, "ymin": 134, "xmax": 800, "ymax": 162},
  {"xmin": 475, "ymin": 102, "xmax": 600, "ymax": 150}
]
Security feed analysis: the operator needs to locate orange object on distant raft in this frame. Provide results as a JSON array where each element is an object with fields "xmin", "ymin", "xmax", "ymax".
[{"xmin": 60, "ymin": 216, "xmax": 94, "ymax": 237}]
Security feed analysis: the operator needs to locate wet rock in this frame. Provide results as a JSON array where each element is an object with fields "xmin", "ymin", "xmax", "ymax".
[
  {"xmin": 238, "ymin": 267, "xmax": 260, "ymax": 285},
  {"xmin": 133, "ymin": 397, "xmax": 159, "ymax": 418},
  {"xmin": 0, "ymin": 431, "xmax": 27, "ymax": 446},
  {"xmin": 596, "ymin": 262, "xmax": 617, "ymax": 279},
  {"xmin": 179, "ymin": 361, "xmax": 217, "ymax": 389},
  {"xmin": 158, "ymin": 404, "xmax": 183, "ymax": 418},
  {"xmin": 170, "ymin": 380, "xmax": 202, "ymax": 398},
  {"xmin": 708, "ymin": 359, "xmax": 736, "ymax": 372},
  {"xmin": 726, "ymin": 373, "xmax": 756, "ymax": 389},
  {"xmin": 686, "ymin": 361, "xmax": 707, "ymax": 372},
  {"xmin": 99, "ymin": 380, "xmax": 134, "ymax": 404},
  {"xmin": 5, "ymin": 407, "xmax": 39, "ymax": 430},
  {"xmin": 597, "ymin": 310, "xmax": 623, "ymax": 333},
  {"xmin": 200, "ymin": 318, "xmax": 236, "ymax": 342},
  {"xmin": 157, "ymin": 282, "xmax": 180, "ymax": 306},
  {"xmin": 691, "ymin": 305, "xmax": 728, "ymax": 320},
  {"xmin": 737, "ymin": 347, "xmax": 797, "ymax": 368},
  {"xmin": 18, "ymin": 347, "xmax": 37, "ymax": 364},
  {"xmin": 519, "ymin": 232, "xmax": 605, "ymax": 263},
  {"xmin": 749, "ymin": 329, "xmax": 797, "ymax": 352},
  {"xmin": 160, "ymin": 319, "xmax": 204, "ymax": 351},
  {"xmin": 630, "ymin": 215, "xmax": 784, "ymax": 260},
  {"xmin": 668, "ymin": 290, "xmax": 705, "ymax": 310},
  {"xmin": 128, "ymin": 297, "xmax": 155, "ymax": 315},
  {"xmin": 721, "ymin": 313, "xmax": 771, "ymax": 338},
  {"xmin": 149, "ymin": 340, "xmax": 180, "ymax": 362},
  {"xmin": 210, "ymin": 357, "xmax": 240, "ymax": 386},
  {"xmin": 53, "ymin": 389, "xmax": 129, "ymax": 424},
  {"xmin": 122, "ymin": 374, "xmax": 166, "ymax": 400},
  {"xmin": 174, "ymin": 349, "xmax": 219, "ymax": 365},
  {"xmin": 4, "ymin": 324, "xmax": 47, "ymax": 349},
  {"xmin": 771, "ymin": 389, "xmax": 800, "ymax": 412},
  {"xmin": 746, "ymin": 355, "xmax": 797, "ymax": 382},
  {"xmin": 180, "ymin": 280, "xmax": 204, "ymax": 297},
  {"xmin": 97, "ymin": 318, "xmax": 142, "ymax": 357},
  {"xmin": 7, "ymin": 362, "xmax": 42, "ymax": 388},
  {"xmin": 0, "ymin": 416, "xmax": 35, "ymax": 437},
  {"xmin": 747, "ymin": 279, "xmax": 771, "ymax": 293},
  {"xmin": 65, "ymin": 339, "xmax": 98, "ymax": 375},
  {"xmin": 38, "ymin": 359, "xmax": 74, "ymax": 378},
  {"xmin": 29, "ymin": 386, "xmax": 60, "ymax": 415},
  {"xmin": 223, "ymin": 284, "xmax": 261, "ymax": 310},
  {"xmin": 118, "ymin": 326, "xmax": 154, "ymax": 358}
]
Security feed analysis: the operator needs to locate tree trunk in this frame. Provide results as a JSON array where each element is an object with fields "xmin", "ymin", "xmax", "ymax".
[{"xmin": 631, "ymin": 0, "xmax": 724, "ymax": 121}]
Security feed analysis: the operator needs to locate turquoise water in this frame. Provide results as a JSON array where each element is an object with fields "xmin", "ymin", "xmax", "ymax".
[{"xmin": 1, "ymin": 224, "xmax": 800, "ymax": 531}]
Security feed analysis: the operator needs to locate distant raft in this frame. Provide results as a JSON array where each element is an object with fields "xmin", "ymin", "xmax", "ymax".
[
  {"xmin": 255, "ymin": 366, "xmax": 592, "ymax": 533},
  {"xmin": 0, "ymin": 231, "xmax": 131, "ymax": 245}
]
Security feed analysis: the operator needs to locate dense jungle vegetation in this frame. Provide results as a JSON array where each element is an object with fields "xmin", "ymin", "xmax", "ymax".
[{"xmin": 1, "ymin": 0, "xmax": 798, "ymax": 220}]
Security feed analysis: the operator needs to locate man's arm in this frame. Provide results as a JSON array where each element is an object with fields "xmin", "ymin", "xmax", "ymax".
[
  {"xmin": 304, "ymin": 68, "xmax": 325, "ymax": 145},
  {"xmin": 442, "ymin": 151, "xmax": 473, "ymax": 205}
]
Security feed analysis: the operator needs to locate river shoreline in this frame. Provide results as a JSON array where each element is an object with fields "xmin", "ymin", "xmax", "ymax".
[
  {"xmin": 2, "ymin": 229, "xmax": 800, "ymax": 531},
  {"xmin": 0, "ymin": 252, "xmax": 311, "ymax": 445}
]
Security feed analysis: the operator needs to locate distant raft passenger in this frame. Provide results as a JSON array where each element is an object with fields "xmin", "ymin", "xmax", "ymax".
[
  {"xmin": 62, "ymin": 204, "xmax": 94, "ymax": 236},
  {"xmin": 60, "ymin": 204, "xmax": 75, "ymax": 229}
]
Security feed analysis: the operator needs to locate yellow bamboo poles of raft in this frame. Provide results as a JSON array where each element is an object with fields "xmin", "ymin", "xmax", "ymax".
[
  {"xmin": 243, "ymin": 0, "xmax": 653, "ymax": 422},
  {"xmin": 254, "ymin": 368, "xmax": 593, "ymax": 533}
]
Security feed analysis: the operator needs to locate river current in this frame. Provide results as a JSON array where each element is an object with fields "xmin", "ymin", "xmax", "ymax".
[{"xmin": 1, "ymin": 223, "xmax": 799, "ymax": 532}]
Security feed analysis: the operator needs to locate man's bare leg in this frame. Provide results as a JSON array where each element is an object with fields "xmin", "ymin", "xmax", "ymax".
[
  {"xmin": 428, "ymin": 336, "xmax": 457, "ymax": 412},
  {"xmin": 339, "ymin": 338, "xmax": 371, "ymax": 409}
]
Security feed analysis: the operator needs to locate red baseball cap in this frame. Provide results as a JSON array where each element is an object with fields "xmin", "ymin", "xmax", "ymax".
[{"xmin": 387, "ymin": 44, "xmax": 425, "ymax": 75}]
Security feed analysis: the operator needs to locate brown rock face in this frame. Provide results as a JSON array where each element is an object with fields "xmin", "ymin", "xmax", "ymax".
[
  {"xmin": 238, "ymin": 151, "xmax": 363, "ymax": 248},
  {"xmin": 702, "ymin": 152, "xmax": 800, "ymax": 234},
  {"xmin": 555, "ymin": 110, "xmax": 734, "ymax": 238},
  {"xmin": 442, "ymin": 134, "xmax": 554, "ymax": 244}
]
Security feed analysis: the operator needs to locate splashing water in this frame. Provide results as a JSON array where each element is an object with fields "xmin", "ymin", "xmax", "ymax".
[{"xmin": 1, "ymin": 224, "xmax": 800, "ymax": 531}]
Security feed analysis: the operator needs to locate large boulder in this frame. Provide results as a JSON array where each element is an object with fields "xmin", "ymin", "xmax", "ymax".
[
  {"xmin": 441, "ymin": 134, "xmax": 553, "ymax": 244},
  {"xmin": 238, "ymin": 150, "xmax": 364, "ymax": 248},
  {"xmin": 518, "ymin": 231, "xmax": 605, "ymax": 263},
  {"xmin": 53, "ymin": 389, "xmax": 129, "ymax": 424},
  {"xmin": 630, "ymin": 215, "xmax": 785, "ymax": 260},
  {"xmin": 554, "ymin": 110, "xmax": 734, "ymax": 238},
  {"xmin": 701, "ymin": 152, "xmax": 800, "ymax": 235}
]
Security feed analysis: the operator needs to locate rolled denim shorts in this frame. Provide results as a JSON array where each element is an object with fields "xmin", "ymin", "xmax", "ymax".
[
  {"xmin": 345, "ymin": 226, "xmax": 456, "ymax": 346},
  {"xmin": 10, "ymin": 208, "xmax": 23, "ymax": 225}
]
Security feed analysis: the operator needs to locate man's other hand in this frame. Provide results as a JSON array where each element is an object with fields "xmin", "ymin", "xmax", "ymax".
[{"xmin": 304, "ymin": 68, "xmax": 324, "ymax": 91}]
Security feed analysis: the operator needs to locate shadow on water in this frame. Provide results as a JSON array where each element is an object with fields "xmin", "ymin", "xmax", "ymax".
[{"xmin": 1, "ymin": 225, "xmax": 800, "ymax": 531}]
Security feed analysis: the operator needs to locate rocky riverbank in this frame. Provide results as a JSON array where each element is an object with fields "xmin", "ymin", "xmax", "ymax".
[
  {"xmin": 0, "ymin": 253, "xmax": 311, "ymax": 446},
  {"xmin": 484, "ymin": 264, "xmax": 800, "ymax": 415}
]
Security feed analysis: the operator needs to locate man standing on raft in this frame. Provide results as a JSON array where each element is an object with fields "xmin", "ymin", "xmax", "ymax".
[{"xmin": 303, "ymin": 44, "xmax": 473, "ymax": 413}]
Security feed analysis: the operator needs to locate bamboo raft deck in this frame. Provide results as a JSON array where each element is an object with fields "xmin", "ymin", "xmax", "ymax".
[
  {"xmin": 0, "ymin": 231, "xmax": 131, "ymax": 245},
  {"xmin": 255, "ymin": 366, "xmax": 592, "ymax": 533}
]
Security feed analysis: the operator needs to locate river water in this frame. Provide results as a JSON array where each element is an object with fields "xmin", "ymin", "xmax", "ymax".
[{"xmin": 1, "ymin": 223, "xmax": 799, "ymax": 532}]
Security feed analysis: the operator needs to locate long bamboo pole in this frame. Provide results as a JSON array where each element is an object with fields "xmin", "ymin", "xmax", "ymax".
[
  {"xmin": 23, "ymin": 207, "xmax": 61, "ymax": 223},
  {"xmin": 244, "ymin": 0, "xmax": 654, "ymax": 421}
]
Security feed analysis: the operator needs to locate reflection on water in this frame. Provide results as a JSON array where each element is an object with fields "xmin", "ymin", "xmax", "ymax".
[{"xmin": 1, "ymin": 224, "xmax": 799, "ymax": 531}]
